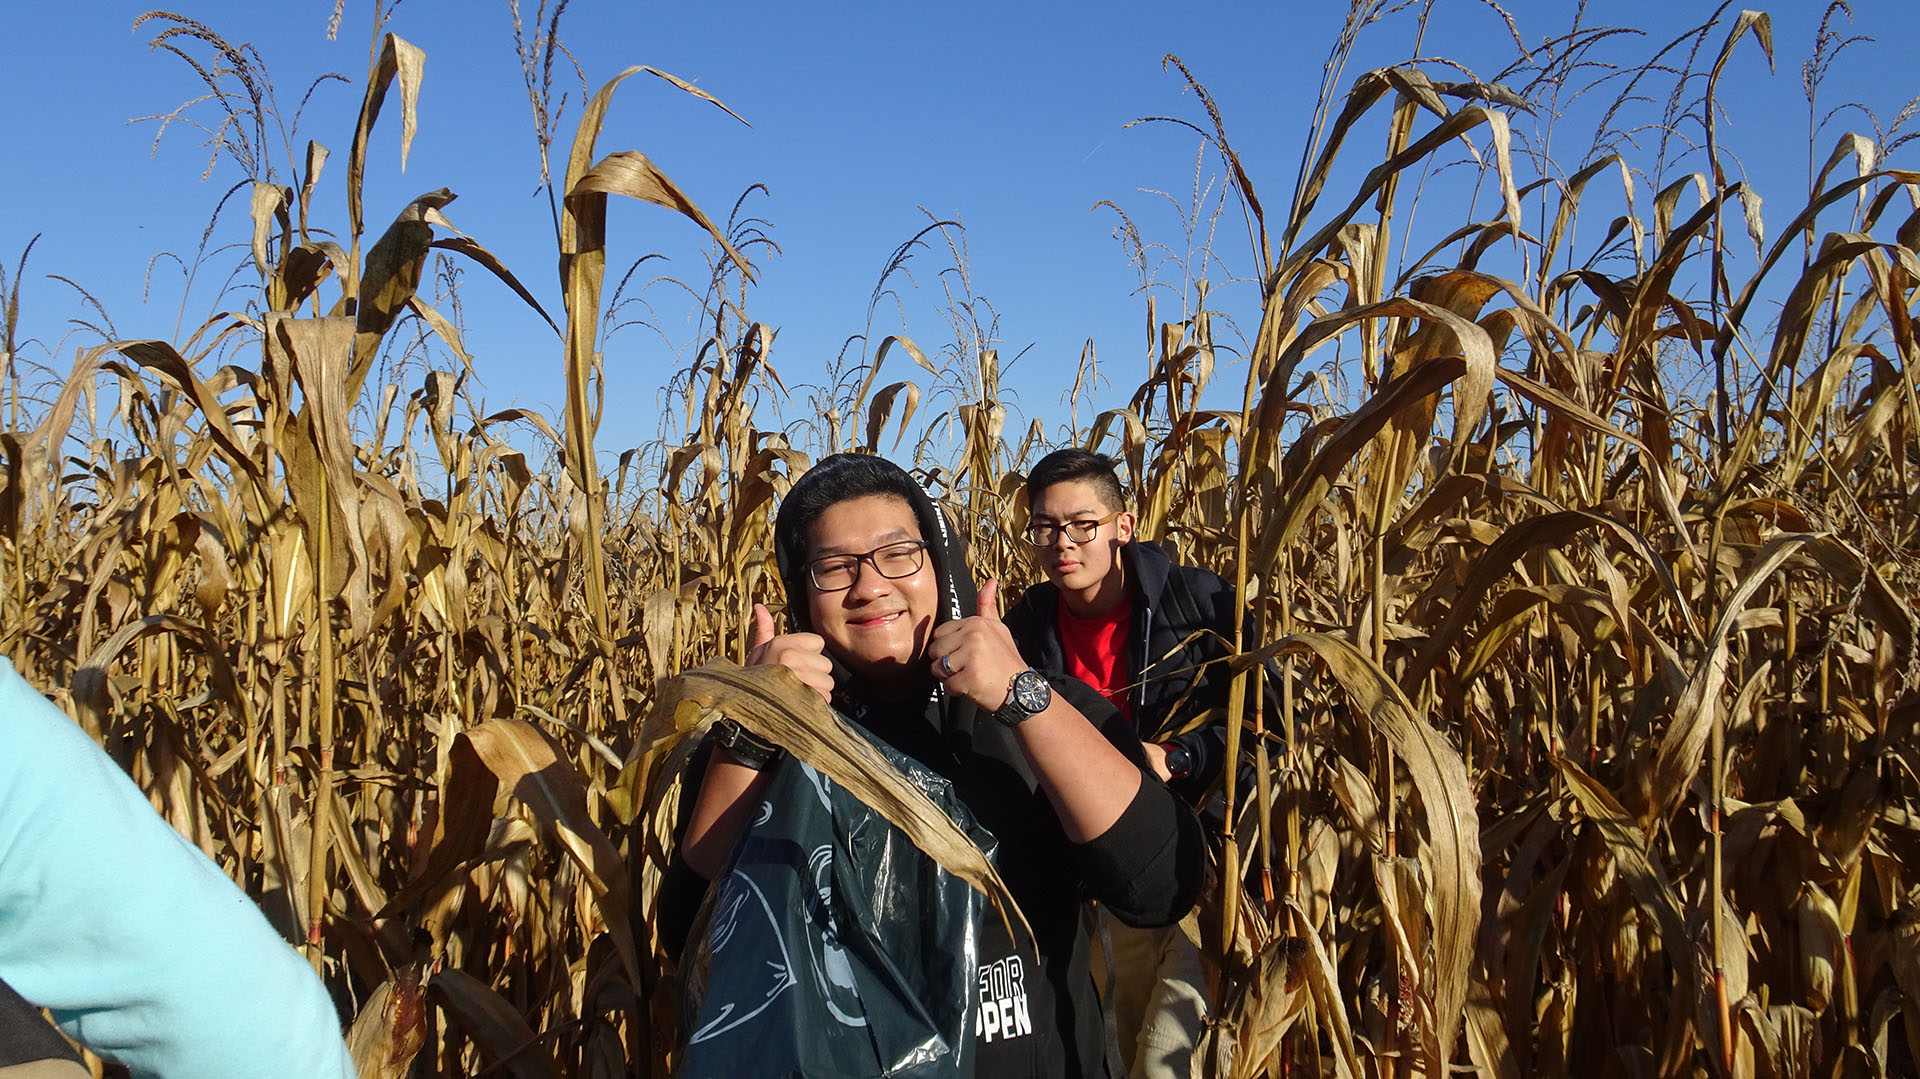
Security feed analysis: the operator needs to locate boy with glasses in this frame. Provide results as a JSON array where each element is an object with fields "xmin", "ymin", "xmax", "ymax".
[
  {"xmin": 1006, "ymin": 448, "xmax": 1244, "ymax": 797},
  {"xmin": 663, "ymin": 453, "xmax": 1203, "ymax": 1078},
  {"xmin": 1004, "ymin": 447, "xmax": 1257, "ymax": 1079}
]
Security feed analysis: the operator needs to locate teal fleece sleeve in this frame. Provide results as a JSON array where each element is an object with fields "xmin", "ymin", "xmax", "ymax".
[{"xmin": 0, "ymin": 658, "xmax": 355, "ymax": 1079}]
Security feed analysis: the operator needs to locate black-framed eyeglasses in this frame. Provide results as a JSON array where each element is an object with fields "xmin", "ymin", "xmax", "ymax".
[
  {"xmin": 1024, "ymin": 510, "xmax": 1122, "ymax": 548},
  {"xmin": 806, "ymin": 539, "xmax": 930, "ymax": 592}
]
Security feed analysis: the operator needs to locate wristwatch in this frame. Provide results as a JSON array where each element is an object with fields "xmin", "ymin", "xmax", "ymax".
[
  {"xmin": 991, "ymin": 669, "xmax": 1053, "ymax": 727},
  {"xmin": 1160, "ymin": 743, "xmax": 1193, "ymax": 780},
  {"xmin": 712, "ymin": 718, "xmax": 782, "ymax": 770}
]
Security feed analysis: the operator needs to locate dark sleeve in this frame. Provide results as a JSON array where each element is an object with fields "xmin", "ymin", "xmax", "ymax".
[
  {"xmin": 0, "ymin": 977, "xmax": 82, "ymax": 1069},
  {"xmin": 1166, "ymin": 567, "xmax": 1243, "ymax": 793},
  {"xmin": 658, "ymin": 854, "xmax": 711, "ymax": 964},
  {"xmin": 654, "ymin": 741, "xmax": 717, "ymax": 962},
  {"xmin": 1070, "ymin": 776, "xmax": 1205, "ymax": 928},
  {"xmin": 1057, "ymin": 678, "xmax": 1205, "ymax": 928},
  {"xmin": 1002, "ymin": 587, "xmax": 1048, "ymax": 668}
]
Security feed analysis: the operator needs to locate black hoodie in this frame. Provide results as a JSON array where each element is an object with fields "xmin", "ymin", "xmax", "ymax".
[
  {"xmin": 668, "ymin": 454, "xmax": 1204, "ymax": 1078},
  {"xmin": 1004, "ymin": 539, "xmax": 1286, "ymax": 802}
]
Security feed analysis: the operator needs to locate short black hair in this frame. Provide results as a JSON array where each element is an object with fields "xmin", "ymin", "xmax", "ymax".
[{"xmin": 1024, "ymin": 448, "xmax": 1125, "ymax": 511}]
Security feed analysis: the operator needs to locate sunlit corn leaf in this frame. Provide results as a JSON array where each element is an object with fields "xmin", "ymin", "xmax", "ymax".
[
  {"xmin": 1405, "ymin": 509, "xmax": 1698, "ymax": 690},
  {"xmin": 249, "ymin": 181, "xmax": 292, "ymax": 280},
  {"xmin": 1463, "ymin": 970, "xmax": 1520, "ymax": 1079},
  {"xmin": 1202, "ymin": 934, "xmax": 1310, "ymax": 1079},
  {"xmin": 641, "ymin": 659, "xmax": 1030, "ymax": 944},
  {"xmin": 1289, "ymin": 898, "xmax": 1362, "ymax": 1079},
  {"xmin": 850, "ymin": 335, "xmax": 937, "ymax": 429},
  {"xmin": 1375, "ymin": 853, "xmax": 1440, "ymax": 1063},
  {"xmin": 404, "ymin": 296, "xmax": 474, "ymax": 376},
  {"xmin": 1260, "ymin": 353, "xmax": 1468, "ymax": 564},
  {"xmin": 461, "ymin": 718, "xmax": 642, "ymax": 986},
  {"xmin": 1556, "ymin": 757, "xmax": 1711, "ymax": 1031},
  {"xmin": 1354, "ymin": 272, "xmax": 1501, "ymax": 532},
  {"xmin": 1258, "ymin": 633, "xmax": 1479, "ymax": 1070},
  {"xmin": 378, "ymin": 730, "xmax": 500, "ymax": 918},
  {"xmin": 116, "ymin": 339, "xmax": 267, "ymax": 492},
  {"xmin": 347, "ymin": 33, "xmax": 426, "ymax": 255},
  {"xmin": 864, "ymin": 380, "xmax": 922, "ymax": 454},
  {"xmin": 1795, "ymin": 882, "xmax": 1845, "ymax": 1014},
  {"xmin": 1649, "ymin": 531, "xmax": 1915, "ymax": 826},
  {"xmin": 429, "ymin": 235, "xmax": 562, "ymax": 337},
  {"xmin": 352, "ymin": 190, "xmax": 454, "ymax": 392}
]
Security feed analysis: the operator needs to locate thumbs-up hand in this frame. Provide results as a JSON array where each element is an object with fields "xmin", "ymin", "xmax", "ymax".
[
  {"xmin": 926, "ymin": 578, "xmax": 1027, "ymax": 712},
  {"xmin": 745, "ymin": 602, "xmax": 834, "ymax": 701}
]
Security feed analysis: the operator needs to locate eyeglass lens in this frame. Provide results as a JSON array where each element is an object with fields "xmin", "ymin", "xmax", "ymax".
[
  {"xmin": 1025, "ymin": 512, "xmax": 1115, "ymax": 547},
  {"xmin": 809, "ymin": 540, "xmax": 926, "ymax": 590}
]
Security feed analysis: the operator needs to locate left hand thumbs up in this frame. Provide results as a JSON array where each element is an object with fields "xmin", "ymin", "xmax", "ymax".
[{"xmin": 931, "ymin": 577, "xmax": 1022, "ymax": 710}]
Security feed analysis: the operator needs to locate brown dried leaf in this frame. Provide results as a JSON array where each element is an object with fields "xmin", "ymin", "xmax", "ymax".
[
  {"xmin": 429, "ymin": 969, "xmax": 554, "ymax": 1079},
  {"xmin": 1796, "ymin": 882, "xmax": 1845, "ymax": 1014},
  {"xmin": 348, "ymin": 33, "xmax": 427, "ymax": 251},
  {"xmin": 1260, "ymin": 633, "xmax": 1479, "ymax": 1069},
  {"xmin": 249, "ymin": 181, "xmax": 290, "ymax": 279},
  {"xmin": 1204, "ymin": 935, "xmax": 1311, "ymax": 1079},
  {"xmin": 462, "ymin": 719, "xmax": 641, "ymax": 985},
  {"xmin": 570, "ymin": 150, "xmax": 753, "ymax": 284},
  {"xmin": 640, "ymin": 660, "xmax": 1029, "ymax": 943},
  {"xmin": 1649, "ymin": 532, "xmax": 1865, "ymax": 825},
  {"xmin": 352, "ymin": 191, "xmax": 454, "ymax": 392}
]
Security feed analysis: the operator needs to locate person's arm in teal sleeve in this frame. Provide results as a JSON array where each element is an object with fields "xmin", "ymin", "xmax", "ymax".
[{"xmin": 0, "ymin": 658, "xmax": 356, "ymax": 1079}]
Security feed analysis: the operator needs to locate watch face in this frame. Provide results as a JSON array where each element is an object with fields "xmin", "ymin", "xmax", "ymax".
[{"xmin": 1010, "ymin": 669, "xmax": 1052, "ymax": 713}]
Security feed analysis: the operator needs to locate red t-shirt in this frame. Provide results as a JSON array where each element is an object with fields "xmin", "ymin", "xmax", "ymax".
[{"xmin": 1056, "ymin": 593, "xmax": 1133, "ymax": 721}]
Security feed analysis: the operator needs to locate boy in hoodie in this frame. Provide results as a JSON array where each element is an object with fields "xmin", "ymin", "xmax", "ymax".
[
  {"xmin": 1003, "ymin": 447, "xmax": 1257, "ymax": 1079},
  {"xmin": 665, "ymin": 453, "xmax": 1204, "ymax": 1078}
]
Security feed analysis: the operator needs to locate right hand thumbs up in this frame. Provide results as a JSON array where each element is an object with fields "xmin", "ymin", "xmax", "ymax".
[
  {"xmin": 745, "ymin": 603, "xmax": 834, "ymax": 702},
  {"xmin": 749, "ymin": 603, "xmax": 778, "ymax": 651}
]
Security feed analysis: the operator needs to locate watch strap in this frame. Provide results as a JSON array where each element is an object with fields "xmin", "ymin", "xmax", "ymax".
[
  {"xmin": 712, "ymin": 718, "xmax": 782, "ymax": 770},
  {"xmin": 1160, "ymin": 742, "xmax": 1192, "ymax": 780}
]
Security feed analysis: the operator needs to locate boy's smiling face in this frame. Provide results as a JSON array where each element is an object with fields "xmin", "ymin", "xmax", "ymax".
[{"xmin": 804, "ymin": 493, "xmax": 939, "ymax": 687}]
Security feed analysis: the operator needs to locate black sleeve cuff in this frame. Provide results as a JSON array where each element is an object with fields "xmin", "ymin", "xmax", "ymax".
[
  {"xmin": 657, "ymin": 852, "xmax": 711, "ymax": 964},
  {"xmin": 1070, "ymin": 775, "xmax": 1205, "ymax": 928}
]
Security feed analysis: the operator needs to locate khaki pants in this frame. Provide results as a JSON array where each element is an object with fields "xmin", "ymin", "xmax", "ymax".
[
  {"xmin": 1093, "ymin": 915, "xmax": 1210, "ymax": 1079},
  {"xmin": 0, "ymin": 1064, "xmax": 91, "ymax": 1079}
]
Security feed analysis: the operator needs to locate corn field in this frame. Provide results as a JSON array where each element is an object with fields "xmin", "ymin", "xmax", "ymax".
[{"xmin": 3, "ymin": 2, "xmax": 1918, "ymax": 1076}]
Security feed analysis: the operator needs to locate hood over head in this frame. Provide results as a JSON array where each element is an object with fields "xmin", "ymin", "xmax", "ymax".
[
  {"xmin": 773, "ymin": 453, "xmax": 976, "ymax": 641},
  {"xmin": 771, "ymin": 454, "xmax": 1032, "ymax": 781}
]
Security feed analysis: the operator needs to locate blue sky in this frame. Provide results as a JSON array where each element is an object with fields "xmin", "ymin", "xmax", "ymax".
[{"xmin": 5, "ymin": 1, "xmax": 1914, "ymax": 463}]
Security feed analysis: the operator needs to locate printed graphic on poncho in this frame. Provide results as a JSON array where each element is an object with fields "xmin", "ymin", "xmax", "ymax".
[
  {"xmin": 685, "ymin": 869, "xmax": 797, "ymax": 1044},
  {"xmin": 687, "ymin": 784, "xmax": 867, "ymax": 1045},
  {"xmin": 975, "ymin": 955, "xmax": 1032, "ymax": 1043}
]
